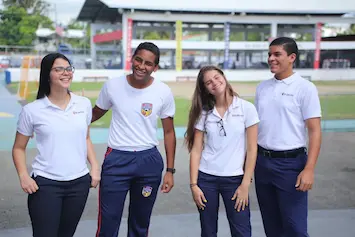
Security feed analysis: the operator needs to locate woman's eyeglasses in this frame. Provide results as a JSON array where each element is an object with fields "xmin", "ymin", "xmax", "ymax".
[
  {"xmin": 51, "ymin": 66, "xmax": 75, "ymax": 74},
  {"xmin": 217, "ymin": 119, "xmax": 226, "ymax": 136}
]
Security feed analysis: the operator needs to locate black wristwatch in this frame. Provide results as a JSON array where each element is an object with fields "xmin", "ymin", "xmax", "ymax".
[{"xmin": 166, "ymin": 168, "xmax": 176, "ymax": 174}]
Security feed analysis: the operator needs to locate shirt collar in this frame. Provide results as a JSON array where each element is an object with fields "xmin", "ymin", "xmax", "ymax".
[
  {"xmin": 42, "ymin": 92, "xmax": 77, "ymax": 110},
  {"xmin": 273, "ymin": 72, "xmax": 298, "ymax": 85},
  {"xmin": 212, "ymin": 96, "xmax": 240, "ymax": 117}
]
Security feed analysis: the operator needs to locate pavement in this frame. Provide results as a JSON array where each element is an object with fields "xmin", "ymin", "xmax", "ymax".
[{"xmin": 0, "ymin": 138, "xmax": 355, "ymax": 236}]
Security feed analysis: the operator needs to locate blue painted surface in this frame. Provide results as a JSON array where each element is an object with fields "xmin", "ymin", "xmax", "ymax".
[{"xmin": 0, "ymin": 76, "xmax": 35, "ymax": 151}]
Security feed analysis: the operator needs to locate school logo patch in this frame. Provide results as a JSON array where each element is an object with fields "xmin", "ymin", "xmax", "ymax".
[
  {"xmin": 142, "ymin": 186, "xmax": 153, "ymax": 198},
  {"xmin": 141, "ymin": 103, "xmax": 153, "ymax": 117}
]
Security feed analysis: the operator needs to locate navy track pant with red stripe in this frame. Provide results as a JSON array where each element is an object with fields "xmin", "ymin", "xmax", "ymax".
[{"xmin": 96, "ymin": 146, "xmax": 163, "ymax": 237}]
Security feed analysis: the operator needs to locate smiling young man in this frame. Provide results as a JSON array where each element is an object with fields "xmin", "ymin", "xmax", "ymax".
[
  {"xmin": 254, "ymin": 37, "xmax": 322, "ymax": 237},
  {"xmin": 92, "ymin": 42, "xmax": 176, "ymax": 237}
]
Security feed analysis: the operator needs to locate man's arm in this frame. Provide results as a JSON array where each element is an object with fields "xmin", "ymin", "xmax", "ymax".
[
  {"xmin": 160, "ymin": 117, "xmax": 176, "ymax": 193},
  {"xmin": 161, "ymin": 117, "xmax": 176, "ymax": 170},
  {"xmin": 296, "ymin": 82, "xmax": 322, "ymax": 192},
  {"xmin": 296, "ymin": 117, "xmax": 321, "ymax": 192},
  {"xmin": 91, "ymin": 105, "xmax": 108, "ymax": 123},
  {"xmin": 305, "ymin": 118, "xmax": 322, "ymax": 170}
]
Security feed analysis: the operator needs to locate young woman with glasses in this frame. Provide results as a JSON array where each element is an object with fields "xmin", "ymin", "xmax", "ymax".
[
  {"xmin": 12, "ymin": 53, "xmax": 100, "ymax": 237},
  {"xmin": 185, "ymin": 66, "xmax": 259, "ymax": 237}
]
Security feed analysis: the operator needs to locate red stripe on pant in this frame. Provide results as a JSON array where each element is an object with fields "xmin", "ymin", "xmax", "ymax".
[{"xmin": 96, "ymin": 147, "xmax": 113, "ymax": 237}]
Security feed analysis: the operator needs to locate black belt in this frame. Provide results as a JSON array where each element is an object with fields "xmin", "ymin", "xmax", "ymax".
[{"xmin": 257, "ymin": 145, "xmax": 306, "ymax": 158}]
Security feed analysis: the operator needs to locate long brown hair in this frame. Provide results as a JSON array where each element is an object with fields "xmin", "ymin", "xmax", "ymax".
[{"xmin": 184, "ymin": 66, "xmax": 238, "ymax": 152}]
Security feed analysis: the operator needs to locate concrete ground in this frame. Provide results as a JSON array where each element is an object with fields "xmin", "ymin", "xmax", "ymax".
[
  {"xmin": 1, "ymin": 134, "xmax": 355, "ymax": 236},
  {"xmin": 1, "ymin": 76, "xmax": 355, "ymax": 236}
]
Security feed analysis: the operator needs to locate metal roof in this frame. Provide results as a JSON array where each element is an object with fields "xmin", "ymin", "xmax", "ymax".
[
  {"xmin": 77, "ymin": 0, "xmax": 121, "ymax": 23},
  {"xmin": 77, "ymin": 0, "xmax": 355, "ymax": 22},
  {"xmin": 101, "ymin": 0, "xmax": 354, "ymax": 14}
]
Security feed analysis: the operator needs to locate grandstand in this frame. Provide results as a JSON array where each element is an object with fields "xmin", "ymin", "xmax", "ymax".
[{"xmin": 77, "ymin": 0, "xmax": 355, "ymax": 70}]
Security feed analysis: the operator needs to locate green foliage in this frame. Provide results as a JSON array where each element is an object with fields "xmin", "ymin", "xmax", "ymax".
[
  {"xmin": 345, "ymin": 24, "xmax": 355, "ymax": 34},
  {"xmin": 64, "ymin": 19, "xmax": 90, "ymax": 49},
  {"xmin": 136, "ymin": 30, "xmax": 170, "ymax": 40},
  {"xmin": 67, "ymin": 19, "xmax": 86, "ymax": 30},
  {"xmin": 0, "ymin": 6, "xmax": 53, "ymax": 46},
  {"xmin": 2, "ymin": 0, "xmax": 49, "ymax": 15},
  {"xmin": 230, "ymin": 32, "xmax": 244, "ymax": 41}
]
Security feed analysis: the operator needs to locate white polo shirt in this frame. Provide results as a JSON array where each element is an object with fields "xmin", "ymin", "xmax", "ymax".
[
  {"xmin": 255, "ymin": 72, "xmax": 322, "ymax": 151},
  {"xmin": 17, "ymin": 93, "xmax": 92, "ymax": 181},
  {"xmin": 195, "ymin": 97, "xmax": 259, "ymax": 176},
  {"xmin": 96, "ymin": 76, "xmax": 175, "ymax": 152}
]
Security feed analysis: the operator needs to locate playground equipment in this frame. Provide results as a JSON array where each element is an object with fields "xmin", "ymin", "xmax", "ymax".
[{"xmin": 17, "ymin": 56, "xmax": 42, "ymax": 100}]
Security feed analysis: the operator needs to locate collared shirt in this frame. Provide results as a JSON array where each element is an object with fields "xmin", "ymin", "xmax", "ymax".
[
  {"xmin": 195, "ymin": 97, "xmax": 259, "ymax": 176},
  {"xmin": 255, "ymin": 72, "xmax": 322, "ymax": 151},
  {"xmin": 17, "ymin": 93, "xmax": 91, "ymax": 181},
  {"xmin": 96, "ymin": 76, "xmax": 175, "ymax": 152}
]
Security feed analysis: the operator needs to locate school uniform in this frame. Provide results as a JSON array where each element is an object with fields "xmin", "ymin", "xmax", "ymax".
[
  {"xmin": 95, "ymin": 76, "xmax": 175, "ymax": 237},
  {"xmin": 17, "ymin": 93, "xmax": 93, "ymax": 237},
  {"xmin": 195, "ymin": 96, "xmax": 259, "ymax": 237},
  {"xmin": 254, "ymin": 72, "xmax": 321, "ymax": 237}
]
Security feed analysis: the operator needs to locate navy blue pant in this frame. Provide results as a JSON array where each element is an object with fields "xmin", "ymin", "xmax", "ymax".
[
  {"xmin": 255, "ymin": 151, "xmax": 309, "ymax": 237},
  {"xmin": 96, "ymin": 147, "xmax": 164, "ymax": 237},
  {"xmin": 197, "ymin": 171, "xmax": 251, "ymax": 237},
  {"xmin": 28, "ymin": 173, "xmax": 91, "ymax": 237}
]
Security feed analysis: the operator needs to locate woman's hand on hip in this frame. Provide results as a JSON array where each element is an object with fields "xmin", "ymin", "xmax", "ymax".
[{"xmin": 20, "ymin": 174, "xmax": 39, "ymax": 194}]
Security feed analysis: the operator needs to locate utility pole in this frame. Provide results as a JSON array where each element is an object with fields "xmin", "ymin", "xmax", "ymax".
[{"xmin": 54, "ymin": 3, "xmax": 59, "ymax": 49}]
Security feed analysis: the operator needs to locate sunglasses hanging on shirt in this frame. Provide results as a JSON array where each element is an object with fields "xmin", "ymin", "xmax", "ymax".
[{"xmin": 217, "ymin": 119, "xmax": 227, "ymax": 136}]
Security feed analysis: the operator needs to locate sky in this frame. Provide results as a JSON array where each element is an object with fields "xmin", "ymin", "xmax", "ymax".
[
  {"xmin": 0, "ymin": 0, "xmax": 353, "ymax": 28},
  {"xmin": 0, "ymin": 0, "xmax": 85, "ymax": 25},
  {"xmin": 43, "ymin": 0, "xmax": 354, "ymax": 27},
  {"xmin": 45, "ymin": 0, "xmax": 85, "ymax": 25}
]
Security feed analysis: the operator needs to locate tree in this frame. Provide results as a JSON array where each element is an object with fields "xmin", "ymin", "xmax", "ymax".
[
  {"xmin": 2, "ymin": 0, "xmax": 49, "ymax": 15},
  {"xmin": 142, "ymin": 31, "xmax": 170, "ymax": 40},
  {"xmin": 67, "ymin": 19, "xmax": 86, "ymax": 30},
  {"xmin": 0, "ymin": 6, "xmax": 53, "ymax": 46},
  {"xmin": 64, "ymin": 19, "xmax": 90, "ymax": 50},
  {"xmin": 346, "ymin": 24, "xmax": 355, "ymax": 34}
]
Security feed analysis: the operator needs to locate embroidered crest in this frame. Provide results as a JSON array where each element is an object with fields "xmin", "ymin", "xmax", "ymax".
[
  {"xmin": 141, "ymin": 103, "xmax": 153, "ymax": 117},
  {"xmin": 142, "ymin": 186, "xmax": 153, "ymax": 197}
]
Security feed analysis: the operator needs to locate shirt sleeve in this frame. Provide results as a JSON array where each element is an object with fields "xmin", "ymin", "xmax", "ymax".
[
  {"xmin": 159, "ymin": 89, "xmax": 175, "ymax": 119},
  {"xmin": 244, "ymin": 101, "xmax": 260, "ymax": 128},
  {"xmin": 96, "ymin": 81, "xmax": 112, "ymax": 110},
  {"xmin": 194, "ymin": 112, "xmax": 207, "ymax": 131},
  {"xmin": 254, "ymin": 84, "xmax": 260, "ymax": 111},
  {"xmin": 17, "ymin": 106, "xmax": 34, "ymax": 136},
  {"xmin": 86, "ymin": 98, "xmax": 92, "ymax": 126},
  {"xmin": 301, "ymin": 83, "xmax": 322, "ymax": 120}
]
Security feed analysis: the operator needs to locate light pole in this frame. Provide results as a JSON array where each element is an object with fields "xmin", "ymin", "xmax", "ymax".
[{"xmin": 52, "ymin": 3, "xmax": 59, "ymax": 49}]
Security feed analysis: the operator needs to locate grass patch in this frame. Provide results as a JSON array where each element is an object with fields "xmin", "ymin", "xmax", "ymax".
[
  {"xmin": 89, "ymin": 97, "xmax": 191, "ymax": 128},
  {"xmin": 321, "ymin": 94, "xmax": 355, "ymax": 119},
  {"xmin": 312, "ymin": 80, "xmax": 355, "ymax": 86},
  {"xmin": 88, "ymin": 98, "xmax": 112, "ymax": 128},
  {"xmin": 88, "ymin": 95, "xmax": 355, "ymax": 128},
  {"xmin": 7, "ymin": 81, "xmax": 355, "ymax": 128},
  {"xmin": 70, "ymin": 82, "xmax": 104, "ymax": 91}
]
